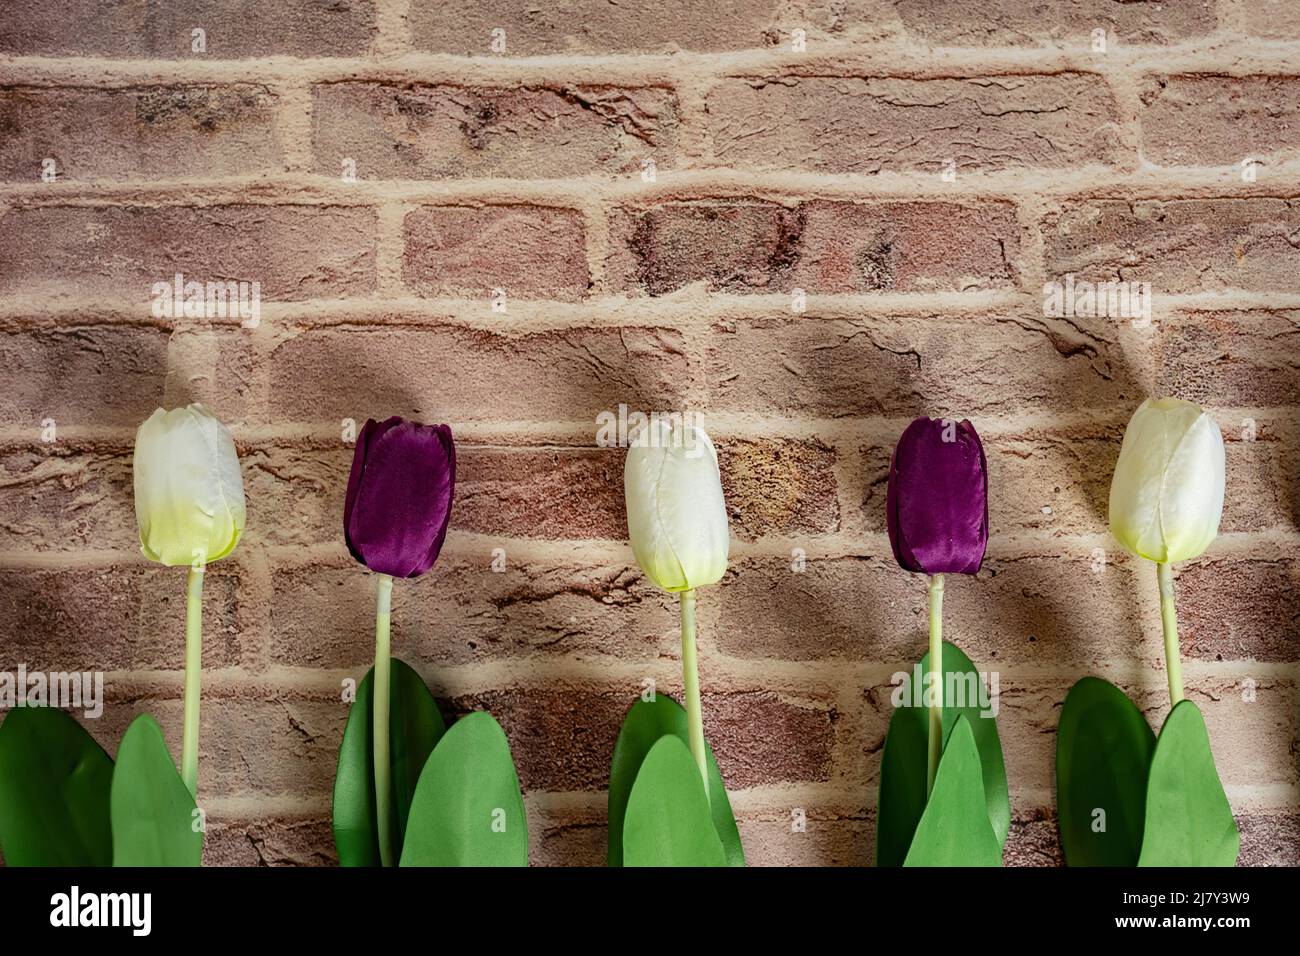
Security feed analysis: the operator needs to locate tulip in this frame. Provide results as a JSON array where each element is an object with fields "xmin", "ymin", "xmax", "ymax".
[
  {"xmin": 344, "ymin": 417, "xmax": 456, "ymax": 578},
  {"xmin": 1109, "ymin": 398, "xmax": 1225, "ymax": 705},
  {"xmin": 885, "ymin": 415, "xmax": 988, "ymax": 795},
  {"xmin": 624, "ymin": 418, "xmax": 729, "ymax": 797},
  {"xmin": 343, "ymin": 416, "xmax": 455, "ymax": 865},
  {"xmin": 886, "ymin": 416, "xmax": 988, "ymax": 576},
  {"xmin": 134, "ymin": 404, "xmax": 246, "ymax": 568},
  {"xmin": 624, "ymin": 420, "xmax": 729, "ymax": 593},
  {"xmin": 133, "ymin": 404, "xmax": 246, "ymax": 796},
  {"xmin": 1109, "ymin": 398, "xmax": 1224, "ymax": 566}
]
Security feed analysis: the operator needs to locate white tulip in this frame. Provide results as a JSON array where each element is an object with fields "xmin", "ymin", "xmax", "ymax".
[
  {"xmin": 1109, "ymin": 398, "xmax": 1225, "ymax": 564},
  {"xmin": 624, "ymin": 419, "xmax": 729, "ymax": 592},
  {"xmin": 133, "ymin": 404, "xmax": 246, "ymax": 567}
]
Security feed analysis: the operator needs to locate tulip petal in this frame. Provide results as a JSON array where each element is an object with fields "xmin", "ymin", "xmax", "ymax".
[
  {"xmin": 344, "ymin": 419, "xmax": 455, "ymax": 578},
  {"xmin": 189, "ymin": 404, "xmax": 246, "ymax": 562},
  {"xmin": 343, "ymin": 417, "xmax": 403, "ymax": 569},
  {"xmin": 624, "ymin": 419, "xmax": 729, "ymax": 592},
  {"xmin": 1109, "ymin": 398, "xmax": 1224, "ymax": 563},
  {"xmin": 625, "ymin": 439, "xmax": 687, "ymax": 591},
  {"xmin": 886, "ymin": 417, "xmax": 988, "ymax": 575},
  {"xmin": 133, "ymin": 404, "xmax": 245, "ymax": 567},
  {"xmin": 1160, "ymin": 411, "xmax": 1225, "ymax": 563}
]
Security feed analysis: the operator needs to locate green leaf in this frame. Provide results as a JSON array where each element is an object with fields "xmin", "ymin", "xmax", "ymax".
[
  {"xmin": 399, "ymin": 712, "xmax": 527, "ymax": 867},
  {"xmin": 876, "ymin": 641, "xmax": 1008, "ymax": 865},
  {"xmin": 607, "ymin": 694, "xmax": 744, "ymax": 867},
  {"xmin": 623, "ymin": 736, "xmax": 727, "ymax": 868},
  {"xmin": 0, "ymin": 706, "xmax": 113, "ymax": 866},
  {"xmin": 1137, "ymin": 700, "xmax": 1239, "ymax": 867},
  {"xmin": 332, "ymin": 658, "xmax": 446, "ymax": 866},
  {"xmin": 876, "ymin": 705, "xmax": 928, "ymax": 868},
  {"xmin": 110, "ymin": 714, "xmax": 203, "ymax": 867},
  {"xmin": 1056, "ymin": 677, "xmax": 1155, "ymax": 867},
  {"xmin": 903, "ymin": 716, "xmax": 1002, "ymax": 867}
]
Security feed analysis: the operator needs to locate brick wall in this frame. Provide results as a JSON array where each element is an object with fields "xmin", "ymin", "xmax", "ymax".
[{"xmin": 1, "ymin": 0, "xmax": 1297, "ymax": 866}]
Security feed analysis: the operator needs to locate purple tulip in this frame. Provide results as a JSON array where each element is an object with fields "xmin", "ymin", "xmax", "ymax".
[
  {"xmin": 343, "ymin": 417, "xmax": 455, "ymax": 578},
  {"xmin": 886, "ymin": 416, "xmax": 988, "ymax": 575}
]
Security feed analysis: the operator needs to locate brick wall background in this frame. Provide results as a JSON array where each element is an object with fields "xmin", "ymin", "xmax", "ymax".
[{"xmin": 1, "ymin": 0, "xmax": 1298, "ymax": 866}]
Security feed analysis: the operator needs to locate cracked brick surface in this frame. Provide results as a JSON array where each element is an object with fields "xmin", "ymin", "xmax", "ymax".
[
  {"xmin": 313, "ymin": 83, "xmax": 680, "ymax": 180},
  {"xmin": 707, "ymin": 74, "xmax": 1123, "ymax": 173}
]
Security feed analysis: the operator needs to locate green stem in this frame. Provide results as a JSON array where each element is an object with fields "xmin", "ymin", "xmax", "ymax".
[
  {"xmin": 679, "ymin": 588, "xmax": 709, "ymax": 805},
  {"xmin": 1157, "ymin": 562, "xmax": 1184, "ymax": 706},
  {"xmin": 926, "ymin": 573, "xmax": 945, "ymax": 797},
  {"xmin": 181, "ymin": 566, "xmax": 204, "ymax": 798},
  {"xmin": 373, "ymin": 573, "xmax": 395, "ymax": 867}
]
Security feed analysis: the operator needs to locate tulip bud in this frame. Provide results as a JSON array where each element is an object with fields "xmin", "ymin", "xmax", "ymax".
[
  {"xmin": 886, "ymin": 416, "xmax": 989, "ymax": 575},
  {"xmin": 624, "ymin": 420, "xmax": 729, "ymax": 592},
  {"xmin": 133, "ymin": 404, "xmax": 246, "ymax": 567},
  {"xmin": 1109, "ymin": 398, "xmax": 1224, "ymax": 564},
  {"xmin": 344, "ymin": 417, "xmax": 455, "ymax": 578}
]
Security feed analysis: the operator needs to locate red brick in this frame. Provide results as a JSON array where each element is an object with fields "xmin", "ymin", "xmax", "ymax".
[
  {"xmin": 607, "ymin": 199, "xmax": 1021, "ymax": 295},
  {"xmin": 529, "ymin": 811, "xmax": 605, "ymax": 867},
  {"xmin": 0, "ymin": 205, "xmax": 377, "ymax": 302},
  {"xmin": 736, "ymin": 811, "xmax": 873, "ymax": 866},
  {"xmin": 0, "ymin": 325, "xmax": 168, "ymax": 427},
  {"xmin": 0, "ymin": 86, "xmax": 282, "ymax": 182},
  {"xmin": 796, "ymin": 201, "xmax": 1021, "ymax": 293},
  {"xmin": 241, "ymin": 442, "xmax": 351, "ymax": 550},
  {"xmin": 708, "ymin": 74, "xmax": 1122, "ymax": 173},
  {"xmin": 455, "ymin": 686, "xmax": 837, "ymax": 792},
  {"xmin": 719, "ymin": 438, "xmax": 840, "ymax": 539},
  {"xmin": 893, "ymin": 0, "xmax": 1216, "ymax": 46},
  {"xmin": 715, "ymin": 553, "xmax": 1149, "ymax": 667},
  {"xmin": 76, "ymin": 696, "xmax": 348, "ymax": 799},
  {"xmin": 312, "ymin": 82, "xmax": 678, "ymax": 180},
  {"xmin": 606, "ymin": 201, "xmax": 804, "ymax": 296},
  {"xmin": 269, "ymin": 556, "xmax": 676, "ymax": 668},
  {"xmin": 1003, "ymin": 811, "xmax": 1062, "ymax": 866},
  {"xmin": 197, "ymin": 697, "xmax": 345, "ymax": 797},
  {"xmin": 408, "ymin": 0, "xmax": 782, "ymax": 55},
  {"xmin": 1042, "ymin": 199, "xmax": 1300, "ymax": 294},
  {"xmin": 1140, "ymin": 75, "xmax": 1300, "ymax": 167},
  {"xmin": 164, "ymin": 325, "xmax": 259, "ymax": 423},
  {"xmin": 1218, "ymin": 433, "xmax": 1292, "ymax": 534},
  {"xmin": 706, "ymin": 313, "xmax": 1142, "ymax": 418},
  {"xmin": 946, "ymin": 432, "xmax": 1121, "ymax": 539},
  {"xmin": 1156, "ymin": 311, "xmax": 1300, "ymax": 407},
  {"xmin": 1175, "ymin": 559, "xmax": 1300, "ymax": 663},
  {"xmin": 1238, "ymin": 812, "xmax": 1300, "ymax": 866},
  {"xmin": 716, "ymin": 557, "xmax": 918, "ymax": 663},
  {"xmin": 403, "ymin": 205, "xmax": 588, "ymax": 300},
  {"xmin": 1242, "ymin": 0, "xmax": 1300, "ymax": 39},
  {"xmin": 0, "ymin": 562, "xmax": 247, "ymax": 671},
  {"xmin": 203, "ymin": 818, "xmax": 335, "ymax": 866},
  {"xmin": 0, "ymin": 445, "xmax": 138, "ymax": 552},
  {"xmin": 0, "ymin": 0, "xmax": 376, "ymax": 57},
  {"xmin": 455, "ymin": 446, "xmax": 626, "ymax": 540},
  {"xmin": 267, "ymin": 323, "xmax": 690, "ymax": 424},
  {"xmin": 377, "ymin": 437, "xmax": 838, "ymax": 544}
]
